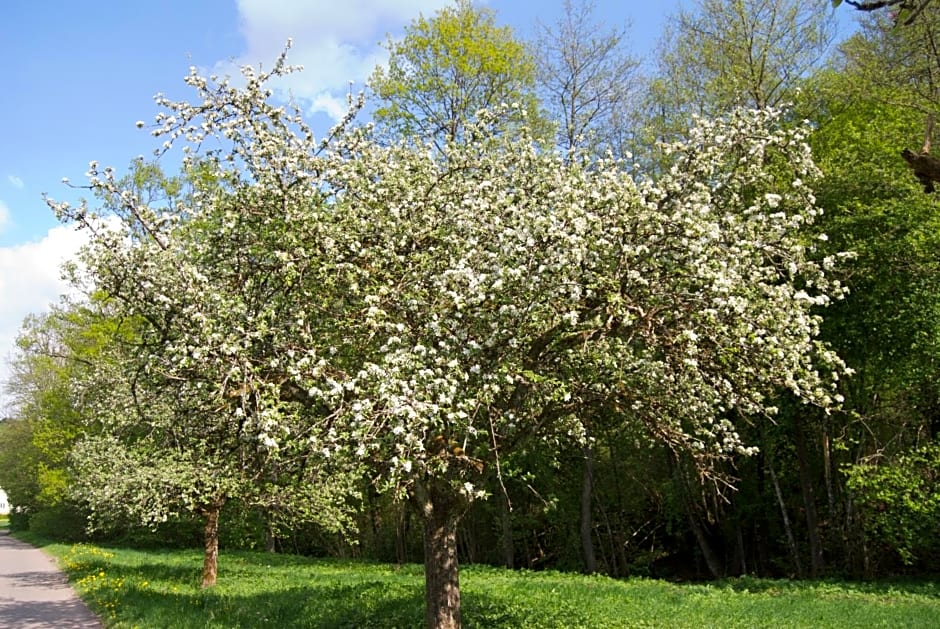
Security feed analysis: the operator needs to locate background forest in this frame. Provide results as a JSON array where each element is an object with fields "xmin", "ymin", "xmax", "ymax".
[{"xmin": 2, "ymin": 0, "xmax": 940, "ymax": 613}]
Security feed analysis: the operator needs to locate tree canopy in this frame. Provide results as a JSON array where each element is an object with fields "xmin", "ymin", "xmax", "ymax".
[
  {"xmin": 14, "ymin": 0, "xmax": 940, "ymax": 626},
  {"xmin": 40, "ymin": 35, "xmax": 855, "ymax": 624},
  {"xmin": 369, "ymin": 0, "xmax": 543, "ymax": 149}
]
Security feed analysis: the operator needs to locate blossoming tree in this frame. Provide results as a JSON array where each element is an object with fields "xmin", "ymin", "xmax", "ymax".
[
  {"xmin": 49, "ymin": 66, "xmax": 362, "ymax": 586},
  {"xmin": 53, "ymin": 49, "xmax": 849, "ymax": 628}
]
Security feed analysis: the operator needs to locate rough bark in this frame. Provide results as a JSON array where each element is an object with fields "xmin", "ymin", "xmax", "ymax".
[
  {"xmin": 200, "ymin": 497, "xmax": 226, "ymax": 588},
  {"xmin": 580, "ymin": 444, "xmax": 598, "ymax": 574},
  {"xmin": 901, "ymin": 149, "xmax": 940, "ymax": 192},
  {"xmin": 414, "ymin": 480, "xmax": 464, "ymax": 629}
]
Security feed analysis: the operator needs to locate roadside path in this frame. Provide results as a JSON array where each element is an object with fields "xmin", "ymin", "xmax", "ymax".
[{"xmin": 0, "ymin": 530, "xmax": 103, "ymax": 628}]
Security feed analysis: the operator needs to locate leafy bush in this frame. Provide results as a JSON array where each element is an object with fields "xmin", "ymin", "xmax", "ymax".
[
  {"xmin": 845, "ymin": 440, "xmax": 940, "ymax": 568},
  {"xmin": 27, "ymin": 503, "xmax": 88, "ymax": 541}
]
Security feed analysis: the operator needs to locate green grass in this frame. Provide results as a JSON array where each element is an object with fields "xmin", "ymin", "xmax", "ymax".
[{"xmin": 17, "ymin": 536, "xmax": 940, "ymax": 628}]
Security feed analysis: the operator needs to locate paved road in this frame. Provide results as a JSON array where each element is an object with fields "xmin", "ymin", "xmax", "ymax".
[{"xmin": 0, "ymin": 530, "xmax": 103, "ymax": 628}]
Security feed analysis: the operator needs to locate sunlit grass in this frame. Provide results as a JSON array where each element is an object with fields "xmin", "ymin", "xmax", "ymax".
[{"xmin": 19, "ymin": 536, "xmax": 940, "ymax": 628}]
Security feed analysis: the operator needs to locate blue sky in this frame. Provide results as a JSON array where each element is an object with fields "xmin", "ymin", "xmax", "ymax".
[
  {"xmin": 0, "ymin": 0, "xmax": 687, "ymax": 247},
  {"xmin": 0, "ymin": 0, "xmax": 855, "ymax": 411}
]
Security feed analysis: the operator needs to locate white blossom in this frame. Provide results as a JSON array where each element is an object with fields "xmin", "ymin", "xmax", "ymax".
[{"xmin": 52, "ymin": 53, "xmax": 850, "ymax": 521}]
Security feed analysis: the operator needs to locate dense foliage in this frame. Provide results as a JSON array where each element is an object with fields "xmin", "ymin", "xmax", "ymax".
[{"xmin": 3, "ymin": 1, "xmax": 940, "ymax": 627}]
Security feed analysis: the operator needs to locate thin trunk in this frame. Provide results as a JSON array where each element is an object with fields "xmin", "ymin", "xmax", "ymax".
[
  {"xmin": 844, "ymin": 492, "xmax": 871, "ymax": 578},
  {"xmin": 669, "ymin": 452, "xmax": 722, "ymax": 578},
  {"xmin": 822, "ymin": 419, "xmax": 836, "ymax": 521},
  {"xmin": 458, "ymin": 521, "xmax": 477, "ymax": 564},
  {"xmin": 265, "ymin": 521, "xmax": 277, "ymax": 553},
  {"xmin": 580, "ymin": 444, "xmax": 598, "ymax": 574},
  {"xmin": 396, "ymin": 505, "xmax": 409, "ymax": 565},
  {"xmin": 368, "ymin": 487, "xmax": 380, "ymax": 556},
  {"xmin": 754, "ymin": 449, "xmax": 770, "ymax": 575},
  {"xmin": 499, "ymin": 490, "xmax": 515, "ymax": 569},
  {"xmin": 414, "ymin": 480, "xmax": 464, "ymax": 629},
  {"xmin": 686, "ymin": 508, "xmax": 723, "ymax": 579},
  {"xmin": 605, "ymin": 432, "xmax": 630, "ymax": 577},
  {"xmin": 754, "ymin": 520, "xmax": 770, "ymax": 576},
  {"xmin": 735, "ymin": 521, "xmax": 747, "ymax": 576},
  {"xmin": 794, "ymin": 415, "xmax": 824, "ymax": 577},
  {"xmin": 769, "ymin": 461, "xmax": 803, "ymax": 578},
  {"xmin": 598, "ymin": 500, "xmax": 621, "ymax": 576},
  {"xmin": 201, "ymin": 497, "xmax": 226, "ymax": 588}
]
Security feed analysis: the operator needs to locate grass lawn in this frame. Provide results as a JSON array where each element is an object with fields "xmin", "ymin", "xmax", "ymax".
[{"xmin": 18, "ymin": 535, "xmax": 940, "ymax": 628}]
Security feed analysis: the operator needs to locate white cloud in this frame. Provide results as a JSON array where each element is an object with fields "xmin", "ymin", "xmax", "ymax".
[
  {"xmin": 7, "ymin": 175, "xmax": 23, "ymax": 190},
  {"xmin": 0, "ymin": 224, "xmax": 87, "ymax": 415},
  {"xmin": 0, "ymin": 201, "xmax": 10, "ymax": 234},
  {"xmin": 216, "ymin": 0, "xmax": 451, "ymax": 120}
]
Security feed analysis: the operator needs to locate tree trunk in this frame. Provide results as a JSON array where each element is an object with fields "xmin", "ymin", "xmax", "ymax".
[
  {"xmin": 396, "ymin": 504, "xmax": 410, "ymax": 565},
  {"xmin": 668, "ymin": 452, "xmax": 722, "ymax": 578},
  {"xmin": 793, "ymin": 415, "xmax": 824, "ymax": 577},
  {"xmin": 754, "ymin": 448, "xmax": 771, "ymax": 575},
  {"xmin": 822, "ymin": 418, "xmax": 836, "ymax": 522},
  {"xmin": 265, "ymin": 521, "xmax": 277, "ymax": 553},
  {"xmin": 499, "ymin": 490, "xmax": 515, "ymax": 569},
  {"xmin": 414, "ymin": 480, "xmax": 464, "ymax": 629},
  {"xmin": 201, "ymin": 497, "xmax": 226, "ymax": 588},
  {"xmin": 580, "ymin": 444, "xmax": 598, "ymax": 574},
  {"xmin": 769, "ymin": 461, "xmax": 803, "ymax": 578},
  {"xmin": 901, "ymin": 149, "xmax": 940, "ymax": 193},
  {"xmin": 734, "ymin": 521, "xmax": 747, "ymax": 576},
  {"xmin": 686, "ymin": 508, "xmax": 724, "ymax": 579}
]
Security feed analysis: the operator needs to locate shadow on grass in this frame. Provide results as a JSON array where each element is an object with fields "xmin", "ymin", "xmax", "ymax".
[
  {"xmin": 82, "ymin": 578, "xmax": 586, "ymax": 628},
  {"xmin": 31, "ymin": 534, "xmax": 940, "ymax": 629},
  {"xmin": 61, "ymin": 553, "xmax": 586, "ymax": 629}
]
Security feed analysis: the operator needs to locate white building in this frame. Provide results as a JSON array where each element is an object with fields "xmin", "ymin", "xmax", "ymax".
[{"xmin": 0, "ymin": 488, "xmax": 9, "ymax": 515}]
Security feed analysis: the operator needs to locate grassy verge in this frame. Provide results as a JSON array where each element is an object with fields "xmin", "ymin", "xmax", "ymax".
[{"xmin": 17, "ymin": 535, "xmax": 940, "ymax": 628}]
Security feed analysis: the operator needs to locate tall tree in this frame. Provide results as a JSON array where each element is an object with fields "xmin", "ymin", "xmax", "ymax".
[
  {"xmin": 0, "ymin": 418, "xmax": 40, "ymax": 530},
  {"xmin": 647, "ymin": 0, "xmax": 835, "ymax": 142},
  {"xmin": 804, "ymin": 44, "xmax": 940, "ymax": 575},
  {"xmin": 534, "ymin": 0, "xmax": 641, "ymax": 157},
  {"xmin": 844, "ymin": 440, "xmax": 940, "ymax": 569},
  {"xmin": 369, "ymin": 0, "xmax": 543, "ymax": 149},
  {"xmin": 50, "ymin": 147, "xmax": 359, "ymax": 587},
  {"xmin": 0, "ymin": 305, "xmax": 113, "ymax": 537},
  {"xmin": 837, "ymin": 5, "xmax": 940, "ymax": 190},
  {"xmin": 532, "ymin": 0, "xmax": 642, "ymax": 574},
  {"xmin": 638, "ymin": 0, "xmax": 838, "ymax": 578},
  {"xmin": 57, "ymin": 48, "xmax": 850, "ymax": 628}
]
